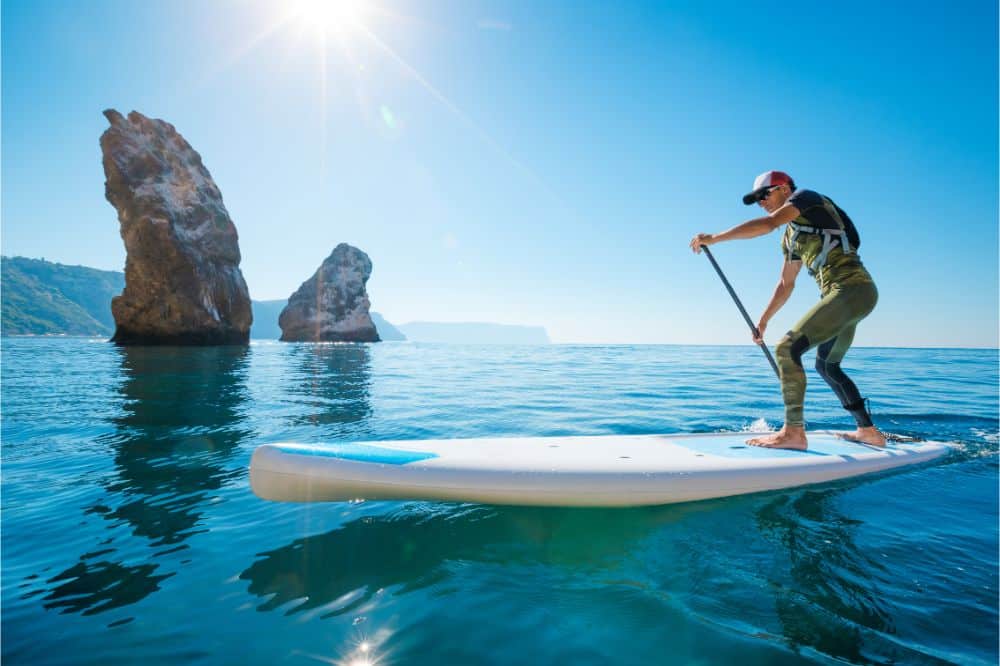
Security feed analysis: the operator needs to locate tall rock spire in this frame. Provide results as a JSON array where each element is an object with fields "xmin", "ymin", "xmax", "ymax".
[{"xmin": 100, "ymin": 109, "xmax": 252, "ymax": 345}]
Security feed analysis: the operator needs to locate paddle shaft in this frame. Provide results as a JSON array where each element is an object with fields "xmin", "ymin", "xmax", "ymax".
[{"xmin": 700, "ymin": 245, "xmax": 780, "ymax": 378}]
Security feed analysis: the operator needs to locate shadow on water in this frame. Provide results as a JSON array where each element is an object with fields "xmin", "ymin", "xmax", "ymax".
[
  {"xmin": 239, "ymin": 501, "xmax": 717, "ymax": 618},
  {"xmin": 285, "ymin": 344, "xmax": 372, "ymax": 428},
  {"xmin": 39, "ymin": 346, "xmax": 252, "ymax": 617},
  {"xmin": 754, "ymin": 489, "xmax": 922, "ymax": 664}
]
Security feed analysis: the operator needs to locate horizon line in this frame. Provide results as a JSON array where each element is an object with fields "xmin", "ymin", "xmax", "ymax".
[{"xmin": 4, "ymin": 334, "xmax": 998, "ymax": 352}]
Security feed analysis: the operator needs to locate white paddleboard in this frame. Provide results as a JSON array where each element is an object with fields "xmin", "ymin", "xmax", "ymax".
[{"xmin": 249, "ymin": 431, "xmax": 951, "ymax": 507}]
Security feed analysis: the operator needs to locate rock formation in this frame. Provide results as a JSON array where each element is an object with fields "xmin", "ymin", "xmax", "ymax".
[
  {"xmin": 100, "ymin": 109, "xmax": 252, "ymax": 345},
  {"xmin": 279, "ymin": 244, "xmax": 380, "ymax": 342}
]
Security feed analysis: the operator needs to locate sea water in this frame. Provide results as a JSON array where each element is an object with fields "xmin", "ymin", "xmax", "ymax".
[{"xmin": 2, "ymin": 338, "xmax": 997, "ymax": 665}]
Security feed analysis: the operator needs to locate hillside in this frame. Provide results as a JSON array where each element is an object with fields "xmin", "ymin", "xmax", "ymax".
[{"xmin": 1, "ymin": 256, "xmax": 124, "ymax": 335}]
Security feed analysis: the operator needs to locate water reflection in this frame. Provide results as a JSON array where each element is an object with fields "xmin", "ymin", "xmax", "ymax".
[
  {"xmin": 239, "ymin": 503, "xmax": 709, "ymax": 617},
  {"xmin": 40, "ymin": 560, "xmax": 171, "ymax": 617},
  {"xmin": 755, "ymin": 489, "xmax": 895, "ymax": 662},
  {"xmin": 285, "ymin": 344, "xmax": 372, "ymax": 427},
  {"xmin": 39, "ymin": 346, "xmax": 251, "ymax": 616},
  {"xmin": 242, "ymin": 482, "xmax": 924, "ymax": 663}
]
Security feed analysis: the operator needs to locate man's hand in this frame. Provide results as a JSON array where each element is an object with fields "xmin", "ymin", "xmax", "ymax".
[
  {"xmin": 689, "ymin": 233, "xmax": 715, "ymax": 254},
  {"xmin": 752, "ymin": 319, "xmax": 768, "ymax": 345}
]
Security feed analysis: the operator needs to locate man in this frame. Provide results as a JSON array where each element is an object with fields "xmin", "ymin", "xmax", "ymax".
[{"xmin": 689, "ymin": 170, "xmax": 885, "ymax": 450}]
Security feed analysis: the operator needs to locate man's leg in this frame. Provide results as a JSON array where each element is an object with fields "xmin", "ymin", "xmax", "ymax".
[
  {"xmin": 815, "ymin": 325, "xmax": 886, "ymax": 446},
  {"xmin": 746, "ymin": 330, "xmax": 810, "ymax": 449}
]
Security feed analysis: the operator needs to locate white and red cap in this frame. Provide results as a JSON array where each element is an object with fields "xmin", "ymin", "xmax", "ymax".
[{"xmin": 742, "ymin": 170, "xmax": 795, "ymax": 205}]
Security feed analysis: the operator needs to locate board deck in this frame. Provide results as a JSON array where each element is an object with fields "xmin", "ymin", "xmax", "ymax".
[{"xmin": 249, "ymin": 431, "xmax": 951, "ymax": 507}]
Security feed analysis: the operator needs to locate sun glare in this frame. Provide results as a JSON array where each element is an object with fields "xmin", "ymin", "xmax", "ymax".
[{"xmin": 288, "ymin": 0, "xmax": 368, "ymax": 33}]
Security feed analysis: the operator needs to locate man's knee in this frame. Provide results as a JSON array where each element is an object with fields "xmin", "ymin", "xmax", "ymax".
[
  {"xmin": 815, "ymin": 356, "xmax": 837, "ymax": 381},
  {"xmin": 776, "ymin": 332, "xmax": 810, "ymax": 369}
]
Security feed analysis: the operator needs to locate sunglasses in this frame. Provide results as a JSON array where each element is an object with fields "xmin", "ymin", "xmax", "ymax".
[{"xmin": 755, "ymin": 186, "xmax": 781, "ymax": 203}]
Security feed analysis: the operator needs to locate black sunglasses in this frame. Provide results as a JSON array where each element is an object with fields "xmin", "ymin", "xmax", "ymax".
[{"xmin": 755, "ymin": 186, "xmax": 781, "ymax": 203}]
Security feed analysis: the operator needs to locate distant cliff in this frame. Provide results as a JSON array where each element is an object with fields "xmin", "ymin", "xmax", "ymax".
[
  {"xmin": 1, "ymin": 257, "xmax": 124, "ymax": 335},
  {"xmin": 398, "ymin": 322, "xmax": 550, "ymax": 344},
  {"xmin": 250, "ymin": 300, "xmax": 286, "ymax": 340},
  {"xmin": 370, "ymin": 313, "xmax": 406, "ymax": 341}
]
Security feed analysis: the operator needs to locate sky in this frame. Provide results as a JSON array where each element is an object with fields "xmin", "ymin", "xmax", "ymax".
[{"xmin": 2, "ymin": 0, "xmax": 998, "ymax": 346}]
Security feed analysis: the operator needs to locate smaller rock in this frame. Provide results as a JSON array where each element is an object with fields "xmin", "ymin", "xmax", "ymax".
[{"xmin": 279, "ymin": 244, "xmax": 380, "ymax": 342}]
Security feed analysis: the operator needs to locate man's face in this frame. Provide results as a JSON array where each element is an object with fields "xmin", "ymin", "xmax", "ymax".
[{"xmin": 757, "ymin": 184, "xmax": 789, "ymax": 213}]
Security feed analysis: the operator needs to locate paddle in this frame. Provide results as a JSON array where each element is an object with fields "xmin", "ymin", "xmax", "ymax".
[{"xmin": 700, "ymin": 245, "xmax": 780, "ymax": 378}]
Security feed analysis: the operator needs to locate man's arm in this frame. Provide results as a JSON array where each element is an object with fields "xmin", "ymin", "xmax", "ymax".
[
  {"xmin": 752, "ymin": 259, "xmax": 803, "ymax": 344},
  {"xmin": 689, "ymin": 202, "xmax": 800, "ymax": 253}
]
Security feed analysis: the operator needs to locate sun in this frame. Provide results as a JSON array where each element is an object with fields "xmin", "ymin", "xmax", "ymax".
[{"xmin": 287, "ymin": 0, "xmax": 369, "ymax": 34}]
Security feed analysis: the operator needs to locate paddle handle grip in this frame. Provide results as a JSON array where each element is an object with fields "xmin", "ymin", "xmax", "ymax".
[{"xmin": 701, "ymin": 245, "xmax": 780, "ymax": 379}]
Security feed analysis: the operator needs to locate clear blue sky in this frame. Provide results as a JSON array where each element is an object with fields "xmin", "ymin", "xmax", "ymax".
[{"xmin": 3, "ymin": 0, "xmax": 997, "ymax": 346}]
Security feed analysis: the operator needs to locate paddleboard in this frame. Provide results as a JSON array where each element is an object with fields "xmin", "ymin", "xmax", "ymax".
[{"xmin": 249, "ymin": 431, "xmax": 951, "ymax": 507}]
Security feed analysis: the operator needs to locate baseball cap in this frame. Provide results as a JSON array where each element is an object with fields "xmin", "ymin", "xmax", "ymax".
[{"xmin": 742, "ymin": 170, "xmax": 795, "ymax": 205}]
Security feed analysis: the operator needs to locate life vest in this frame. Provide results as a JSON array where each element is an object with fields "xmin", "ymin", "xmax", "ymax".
[{"xmin": 785, "ymin": 195, "xmax": 861, "ymax": 274}]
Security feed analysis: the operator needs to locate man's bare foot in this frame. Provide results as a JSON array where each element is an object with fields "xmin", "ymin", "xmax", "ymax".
[
  {"xmin": 836, "ymin": 426, "xmax": 887, "ymax": 447},
  {"xmin": 747, "ymin": 426, "xmax": 808, "ymax": 450}
]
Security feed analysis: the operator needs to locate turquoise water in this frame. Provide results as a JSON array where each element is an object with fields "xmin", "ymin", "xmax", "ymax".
[{"xmin": 2, "ymin": 338, "xmax": 997, "ymax": 665}]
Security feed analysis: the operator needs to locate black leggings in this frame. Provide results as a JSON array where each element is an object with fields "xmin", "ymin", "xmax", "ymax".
[{"xmin": 815, "ymin": 337, "xmax": 873, "ymax": 428}]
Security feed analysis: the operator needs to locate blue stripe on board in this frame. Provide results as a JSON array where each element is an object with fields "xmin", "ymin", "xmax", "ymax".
[{"xmin": 276, "ymin": 443, "xmax": 438, "ymax": 465}]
